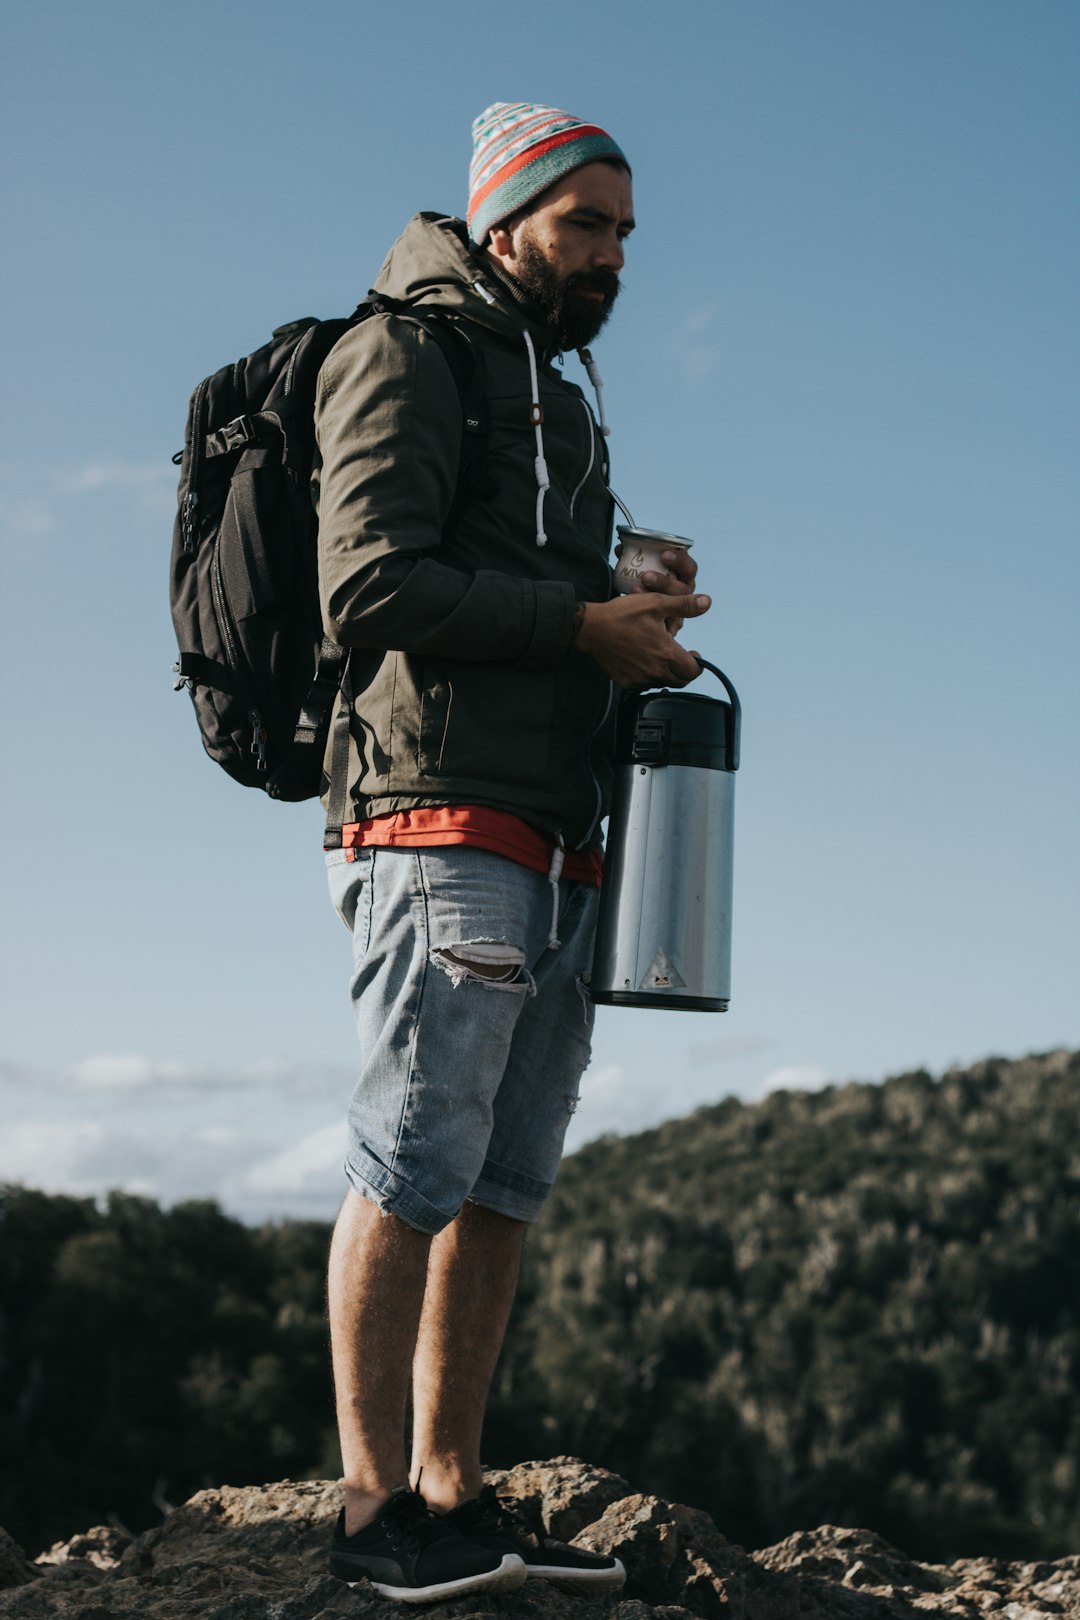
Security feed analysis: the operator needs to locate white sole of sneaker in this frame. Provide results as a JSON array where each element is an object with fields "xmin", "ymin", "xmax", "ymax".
[
  {"xmin": 529, "ymin": 1557, "xmax": 627, "ymax": 1594},
  {"xmin": 343, "ymin": 1552, "xmax": 526, "ymax": 1605}
]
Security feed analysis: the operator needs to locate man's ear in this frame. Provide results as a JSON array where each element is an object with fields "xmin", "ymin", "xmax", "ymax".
[{"xmin": 488, "ymin": 222, "xmax": 515, "ymax": 260}]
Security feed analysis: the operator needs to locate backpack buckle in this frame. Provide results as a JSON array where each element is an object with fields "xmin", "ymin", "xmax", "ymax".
[
  {"xmin": 205, "ymin": 414, "xmax": 266, "ymax": 459},
  {"xmin": 221, "ymin": 415, "xmax": 257, "ymax": 450}
]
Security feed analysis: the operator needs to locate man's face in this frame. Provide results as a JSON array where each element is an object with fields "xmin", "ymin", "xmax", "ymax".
[{"xmin": 492, "ymin": 161, "xmax": 635, "ymax": 349}]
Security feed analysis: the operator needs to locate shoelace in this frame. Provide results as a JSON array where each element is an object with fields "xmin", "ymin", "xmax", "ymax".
[
  {"xmin": 474, "ymin": 1487, "xmax": 542, "ymax": 1548},
  {"xmin": 380, "ymin": 1491, "xmax": 441, "ymax": 1556}
]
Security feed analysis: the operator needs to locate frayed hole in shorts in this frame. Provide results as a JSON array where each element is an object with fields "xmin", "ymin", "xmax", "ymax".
[
  {"xmin": 431, "ymin": 943, "xmax": 531, "ymax": 992},
  {"xmin": 575, "ymin": 973, "xmax": 593, "ymax": 1023}
]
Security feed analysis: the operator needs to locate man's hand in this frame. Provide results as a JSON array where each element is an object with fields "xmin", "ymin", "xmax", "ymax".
[
  {"xmin": 576, "ymin": 592, "xmax": 711, "ymax": 688},
  {"xmin": 615, "ymin": 543, "xmax": 700, "ymax": 632}
]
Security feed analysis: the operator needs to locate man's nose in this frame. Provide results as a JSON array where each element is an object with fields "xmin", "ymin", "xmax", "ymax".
[{"xmin": 593, "ymin": 232, "xmax": 625, "ymax": 272}]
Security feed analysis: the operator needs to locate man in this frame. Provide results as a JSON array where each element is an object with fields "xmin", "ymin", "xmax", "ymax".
[{"xmin": 315, "ymin": 101, "xmax": 710, "ymax": 1604}]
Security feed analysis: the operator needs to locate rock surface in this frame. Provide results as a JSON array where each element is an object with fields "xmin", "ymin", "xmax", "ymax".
[{"xmin": 0, "ymin": 1459, "xmax": 1076, "ymax": 1619}]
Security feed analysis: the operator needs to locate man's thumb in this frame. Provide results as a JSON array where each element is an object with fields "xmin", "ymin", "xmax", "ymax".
[{"xmin": 681, "ymin": 594, "xmax": 712, "ymax": 617}]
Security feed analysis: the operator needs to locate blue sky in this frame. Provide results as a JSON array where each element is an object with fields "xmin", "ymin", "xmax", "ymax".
[{"xmin": 1, "ymin": 0, "xmax": 1077, "ymax": 1221}]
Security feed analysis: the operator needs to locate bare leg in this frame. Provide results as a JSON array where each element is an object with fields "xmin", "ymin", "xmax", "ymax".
[
  {"xmin": 328, "ymin": 1188, "xmax": 432, "ymax": 1534},
  {"xmin": 409, "ymin": 1200, "xmax": 527, "ymax": 1512}
]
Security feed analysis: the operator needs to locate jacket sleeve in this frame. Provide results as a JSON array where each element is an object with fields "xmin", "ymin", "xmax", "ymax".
[{"xmin": 314, "ymin": 314, "xmax": 576, "ymax": 667}]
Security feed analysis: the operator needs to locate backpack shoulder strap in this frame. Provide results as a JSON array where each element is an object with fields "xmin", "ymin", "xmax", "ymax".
[{"xmin": 366, "ymin": 295, "xmax": 489, "ymax": 461}]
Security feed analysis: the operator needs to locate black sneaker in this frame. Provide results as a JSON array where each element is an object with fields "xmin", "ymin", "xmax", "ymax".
[
  {"xmin": 446, "ymin": 1485, "xmax": 626, "ymax": 1595},
  {"xmin": 329, "ymin": 1487, "xmax": 526, "ymax": 1604}
]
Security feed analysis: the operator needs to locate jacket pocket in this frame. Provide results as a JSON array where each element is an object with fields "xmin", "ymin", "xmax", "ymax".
[
  {"xmin": 418, "ymin": 660, "xmax": 553, "ymax": 787},
  {"xmin": 217, "ymin": 462, "xmax": 294, "ymax": 620}
]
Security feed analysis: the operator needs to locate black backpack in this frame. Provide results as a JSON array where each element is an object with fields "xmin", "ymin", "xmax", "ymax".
[{"xmin": 169, "ymin": 297, "xmax": 485, "ymax": 805}]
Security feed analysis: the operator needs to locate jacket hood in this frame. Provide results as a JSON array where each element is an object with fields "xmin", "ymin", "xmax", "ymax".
[
  {"xmin": 372, "ymin": 212, "xmax": 559, "ymax": 349},
  {"xmin": 370, "ymin": 211, "xmax": 617, "ymax": 551}
]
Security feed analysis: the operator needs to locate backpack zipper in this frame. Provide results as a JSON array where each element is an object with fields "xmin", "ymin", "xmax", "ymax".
[
  {"xmin": 248, "ymin": 709, "xmax": 269, "ymax": 773},
  {"xmin": 181, "ymin": 378, "xmax": 209, "ymax": 553},
  {"xmin": 210, "ymin": 537, "xmax": 267, "ymax": 775}
]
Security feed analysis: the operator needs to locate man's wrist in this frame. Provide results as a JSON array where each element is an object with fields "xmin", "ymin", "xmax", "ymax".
[{"xmin": 569, "ymin": 600, "xmax": 589, "ymax": 646}]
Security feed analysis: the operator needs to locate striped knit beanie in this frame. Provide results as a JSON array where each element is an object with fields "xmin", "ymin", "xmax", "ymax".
[{"xmin": 468, "ymin": 101, "xmax": 629, "ymax": 245}]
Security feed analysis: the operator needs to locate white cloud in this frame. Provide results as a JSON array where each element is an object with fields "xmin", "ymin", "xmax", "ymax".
[
  {"xmin": 0, "ymin": 456, "xmax": 176, "ymax": 551},
  {"xmin": 0, "ymin": 1055, "xmax": 352, "ymax": 1223},
  {"xmin": 0, "ymin": 1049, "xmax": 832, "ymax": 1223},
  {"xmin": 60, "ymin": 459, "xmax": 175, "ymax": 495},
  {"xmin": 194, "ymin": 1124, "xmax": 247, "ymax": 1147},
  {"xmin": 565, "ymin": 1057, "xmax": 740, "ymax": 1152},
  {"xmin": 0, "ymin": 1059, "xmax": 50, "ymax": 1092},
  {"xmin": 0, "ymin": 1116, "xmax": 205, "ymax": 1203},
  {"xmin": 230, "ymin": 1057, "xmax": 356, "ymax": 1100},
  {"xmin": 0, "ymin": 1122, "xmax": 106, "ymax": 1189},
  {"xmin": 684, "ymin": 1034, "xmax": 771, "ymax": 1067},
  {"xmin": 5, "ymin": 1052, "xmax": 353, "ymax": 1100},
  {"xmin": 66, "ymin": 1053, "xmax": 206, "ymax": 1091},
  {"xmin": 670, "ymin": 303, "xmax": 722, "ymax": 383},
  {"xmin": 756, "ymin": 1063, "xmax": 830, "ymax": 1098},
  {"xmin": 235, "ymin": 1121, "xmax": 345, "ymax": 1197},
  {"xmin": 0, "ymin": 1053, "xmax": 223, "ymax": 1101},
  {"xmin": 0, "ymin": 499, "xmax": 53, "ymax": 540},
  {"xmin": 567, "ymin": 1062, "xmax": 628, "ymax": 1148}
]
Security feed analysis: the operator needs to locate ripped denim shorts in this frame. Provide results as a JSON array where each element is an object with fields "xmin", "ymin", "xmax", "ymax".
[{"xmin": 325, "ymin": 844, "xmax": 598, "ymax": 1234}]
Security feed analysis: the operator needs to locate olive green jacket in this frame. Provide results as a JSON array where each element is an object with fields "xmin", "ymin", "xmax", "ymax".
[{"xmin": 314, "ymin": 212, "xmax": 616, "ymax": 849}]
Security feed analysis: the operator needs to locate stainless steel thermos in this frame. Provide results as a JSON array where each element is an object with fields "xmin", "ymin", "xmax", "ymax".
[{"xmin": 591, "ymin": 660, "xmax": 741, "ymax": 1012}]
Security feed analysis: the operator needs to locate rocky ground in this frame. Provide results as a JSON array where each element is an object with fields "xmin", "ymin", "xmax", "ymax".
[{"xmin": 1, "ymin": 1458, "xmax": 1076, "ymax": 1620}]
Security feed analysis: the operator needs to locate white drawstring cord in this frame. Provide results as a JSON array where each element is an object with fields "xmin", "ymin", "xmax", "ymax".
[
  {"xmin": 569, "ymin": 397, "xmax": 596, "ymax": 520},
  {"xmin": 578, "ymin": 347, "xmax": 611, "ymax": 437},
  {"xmin": 523, "ymin": 330, "xmax": 550, "ymax": 545},
  {"xmin": 546, "ymin": 835, "xmax": 565, "ymax": 950},
  {"xmin": 578, "ymin": 346, "xmax": 636, "ymax": 525}
]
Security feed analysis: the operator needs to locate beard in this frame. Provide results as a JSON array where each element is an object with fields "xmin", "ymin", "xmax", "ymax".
[{"xmin": 512, "ymin": 232, "xmax": 621, "ymax": 350}]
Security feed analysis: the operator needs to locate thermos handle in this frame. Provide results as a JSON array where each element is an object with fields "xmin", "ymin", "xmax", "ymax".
[{"xmin": 695, "ymin": 656, "xmax": 741, "ymax": 771}]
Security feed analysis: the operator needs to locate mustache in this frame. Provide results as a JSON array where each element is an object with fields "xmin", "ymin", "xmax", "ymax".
[{"xmin": 564, "ymin": 268, "xmax": 621, "ymax": 302}]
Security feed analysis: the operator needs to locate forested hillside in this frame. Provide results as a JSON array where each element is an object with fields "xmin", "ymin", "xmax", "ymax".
[
  {"xmin": 492, "ymin": 1049, "xmax": 1080, "ymax": 1561},
  {"xmin": 2, "ymin": 1050, "xmax": 1077, "ymax": 1562}
]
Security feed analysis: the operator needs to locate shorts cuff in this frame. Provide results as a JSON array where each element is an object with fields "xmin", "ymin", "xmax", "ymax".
[
  {"xmin": 469, "ymin": 1158, "xmax": 553, "ymax": 1224},
  {"xmin": 343, "ymin": 1147, "xmax": 456, "ymax": 1236}
]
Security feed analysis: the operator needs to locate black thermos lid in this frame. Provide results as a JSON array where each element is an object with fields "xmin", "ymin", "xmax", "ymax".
[{"xmin": 615, "ymin": 688, "xmax": 740, "ymax": 772}]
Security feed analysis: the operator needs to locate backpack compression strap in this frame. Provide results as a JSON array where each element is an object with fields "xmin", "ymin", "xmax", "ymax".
[
  {"xmin": 293, "ymin": 638, "xmax": 349, "ymax": 752},
  {"xmin": 322, "ymin": 653, "xmax": 355, "ymax": 846}
]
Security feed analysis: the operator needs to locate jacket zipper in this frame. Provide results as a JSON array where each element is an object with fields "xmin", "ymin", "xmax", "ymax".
[
  {"xmin": 181, "ymin": 378, "xmax": 209, "ymax": 552},
  {"xmin": 575, "ymin": 679, "xmax": 615, "ymax": 850},
  {"xmin": 569, "ymin": 396, "xmax": 598, "ymax": 522}
]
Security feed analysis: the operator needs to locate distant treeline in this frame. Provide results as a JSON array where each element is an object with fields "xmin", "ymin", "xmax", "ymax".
[{"xmin": 2, "ymin": 1050, "xmax": 1077, "ymax": 1562}]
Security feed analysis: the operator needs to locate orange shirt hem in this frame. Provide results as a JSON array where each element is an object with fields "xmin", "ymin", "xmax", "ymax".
[{"xmin": 340, "ymin": 806, "xmax": 602, "ymax": 886}]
